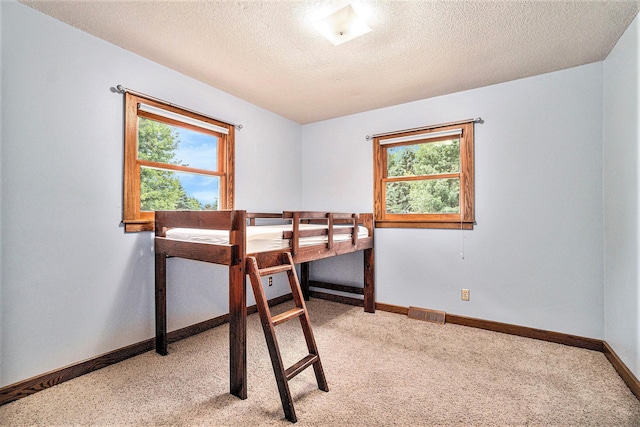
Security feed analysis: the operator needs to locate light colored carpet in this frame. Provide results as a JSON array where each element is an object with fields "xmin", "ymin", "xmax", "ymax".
[{"xmin": 1, "ymin": 299, "xmax": 639, "ymax": 426}]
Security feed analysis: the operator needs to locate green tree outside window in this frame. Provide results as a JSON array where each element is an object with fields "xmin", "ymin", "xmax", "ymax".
[{"xmin": 138, "ymin": 117, "xmax": 216, "ymax": 211}]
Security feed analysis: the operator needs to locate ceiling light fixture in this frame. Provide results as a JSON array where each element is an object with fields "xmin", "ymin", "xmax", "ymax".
[{"xmin": 313, "ymin": 3, "xmax": 372, "ymax": 46}]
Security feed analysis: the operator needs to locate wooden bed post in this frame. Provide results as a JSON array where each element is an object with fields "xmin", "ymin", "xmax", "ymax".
[
  {"xmin": 229, "ymin": 211, "xmax": 247, "ymax": 400},
  {"xmin": 364, "ymin": 248, "xmax": 375, "ymax": 313},
  {"xmin": 155, "ymin": 252, "xmax": 168, "ymax": 355},
  {"xmin": 300, "ymin": 262, "xmax": 310, "ymax": 301}
]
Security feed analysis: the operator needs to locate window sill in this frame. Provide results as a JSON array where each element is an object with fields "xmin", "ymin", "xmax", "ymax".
[
  {"xmin": 375, "ymin": 220, "xmax": 474, "ymax": 230},
  {"xmin": 123, "ymin": 220, "xmax": 154, "ymax": 232}
]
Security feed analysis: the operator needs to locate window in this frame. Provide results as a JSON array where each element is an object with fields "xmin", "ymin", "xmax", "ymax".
[
  {"xmin": 373, "ymin": 121, "xmax": 475, "ymax": 229},
  {"xmin": 123, "ymin": 93, "xmax": 234, "ymax": 232}
]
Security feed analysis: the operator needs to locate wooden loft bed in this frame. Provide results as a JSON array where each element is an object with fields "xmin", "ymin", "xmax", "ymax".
[{"xmin": 154, "ymin": 210, "xmax": 375, "ymax": 400}]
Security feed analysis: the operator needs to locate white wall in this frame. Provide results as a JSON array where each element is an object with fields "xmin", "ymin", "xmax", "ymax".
[
  {"xmin": 302, "ymin": 63, "xmax": 605, "ymax": 339},
  {"xmin": 0, "ymin": 1, "xmax": 301, "ymax": 387},
  {"xmin": 604, "ymin": 14, "xmax": 640, "ymax": 378}
]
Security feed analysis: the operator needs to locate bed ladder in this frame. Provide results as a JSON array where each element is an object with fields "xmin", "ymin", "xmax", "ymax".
[{"xmin": 246, "ymin": 252, "xmax": 328, "ymax": 423}]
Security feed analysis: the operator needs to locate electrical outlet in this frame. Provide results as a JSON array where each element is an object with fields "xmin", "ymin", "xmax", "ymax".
[
  {"xmin": 461, "ymin": 289, "xmax": 470, "ymax": 301},
  {"xmin": 268, "ymin": 277, "xmax": 273, "ymax": 286}
]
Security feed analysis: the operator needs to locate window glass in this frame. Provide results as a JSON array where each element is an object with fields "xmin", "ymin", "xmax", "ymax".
[
  {"xmin": 137, "ymin": 117, "xmax": 218, "ymax": 171},
  {"xmin": 140, "ymin": 168, "xmax": 220, "ymax": 211},
  {"xmin": 387, "ymin": 139, "xmax": 460, "ymax": 177},
  {"xmin": 386, "ymin": 179, "xmax": 460, "ymax": 214}
]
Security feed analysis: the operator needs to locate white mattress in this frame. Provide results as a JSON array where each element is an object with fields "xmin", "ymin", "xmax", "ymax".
[{"xmin": 165, "ymin": 223, "xmax": 369, "ymax": 254}]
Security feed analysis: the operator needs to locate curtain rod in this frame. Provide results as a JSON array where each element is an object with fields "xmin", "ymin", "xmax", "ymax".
[
  {"xmin": 365, "ymin": 117, "xmax": 482, "ymax": 140},
  {"xmin": 114, "ymin": 85, "xmax": 243, "ymax": 130}
]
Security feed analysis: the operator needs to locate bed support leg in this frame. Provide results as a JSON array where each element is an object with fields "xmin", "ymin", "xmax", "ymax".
[
  {"xmin": 229, "ymin": 260, "xmax": 247, "ymax": 400},
  {"xmin": 155, "ymin": 253, "xmax": 168, "ymax": 355},
  {"xmin": 228, "ymin": 210, "xmax": 248, "ymax": 400},
  {"xmin": 300, "ymin": 262, "xmax": 310, "ymax": 301},
  {"xmin": 364, "ymin": 248, "xmax": 375, "ymax": 313}
]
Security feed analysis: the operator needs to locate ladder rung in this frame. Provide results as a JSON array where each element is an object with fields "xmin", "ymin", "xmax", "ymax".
[
  {"xmin": 285, "ymin": 354, "xmax": 319, "ymax": 381},
  {"xmin": 271, "ymin": 307, "xmax": 305, "ymax": 326},
  {"xmin": 258, "ymin": 264, "xmax": 293, "ymax": 277}
]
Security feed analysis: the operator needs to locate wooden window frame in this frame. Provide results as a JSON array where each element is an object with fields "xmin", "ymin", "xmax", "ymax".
[
  {"xmin": 122, "ymin": 93, "xmax": 235, "ymax": 232},
  {"xmin": 373, "ymin": 121, "xmax": 475, "ymax": 229}
]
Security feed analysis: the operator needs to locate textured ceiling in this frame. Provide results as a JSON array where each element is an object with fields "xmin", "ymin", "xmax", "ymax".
[{"xmin": 20, "ymin": 0, "xmax": 640, "ymax": 124}]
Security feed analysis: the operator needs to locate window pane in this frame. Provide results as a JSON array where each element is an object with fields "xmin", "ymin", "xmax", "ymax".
[
  {"xmin": 140, "ymin": 167, "xmax": 220, "ymax": 211},
  {"xmin": 137, "ymin": 117, "xmax": 218, "ymax": 171},
  {"xmin": 386, "ymin": 178, "xmax": 460, "ymax": 214},
  {"xmin": 387, "ymin": 138, "xmax": 459, "ymax": 177}
]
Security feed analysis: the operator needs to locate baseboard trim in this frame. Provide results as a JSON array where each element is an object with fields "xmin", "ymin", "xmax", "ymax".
[
  {"xmin": 376, "ymin": 302, "xmax": 409, "ymax": 315},
  {"xmin": 445, "ymin": 313, "xmax": 604, "ymax": 352},
  {"xmin": 0, "ymin": 293, "xmax": 294, "ymax": 407},
  {"xmin": 376, "ymin": 302, "xmax": 638, "ymax": 401},
  {"xmin": 603, "ymin": 341, "xmax": 640, "ymax": 400},
  {"xmin": 0, "ymin": 339, "xmax": 154, "ymax": 406}
]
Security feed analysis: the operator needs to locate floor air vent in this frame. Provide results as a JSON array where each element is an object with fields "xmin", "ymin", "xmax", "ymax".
[{"xmin": 408, "ymin": 306, "xmax": 446, "ymax": 325}]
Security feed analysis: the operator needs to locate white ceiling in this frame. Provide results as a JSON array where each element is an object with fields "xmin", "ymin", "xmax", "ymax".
[{"xmin": 21, "ymin": 0, "xmax": 640, "ymax": 124}]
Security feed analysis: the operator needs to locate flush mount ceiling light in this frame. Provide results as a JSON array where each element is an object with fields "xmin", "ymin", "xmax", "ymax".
[{"xmin": 313, "ymin": 3, "xmax": 372, "ymax": 46}]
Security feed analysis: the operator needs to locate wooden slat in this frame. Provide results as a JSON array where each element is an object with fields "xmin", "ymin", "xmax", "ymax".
[
  {"xmin": 331, "ymin": 212, "xmax": 357, "ymax": 220},
  {"xmin": 247, "ymin": 212, "xmax": 283, "ymax": 219},
  {"xmin": 351, "ymin": 214, "xmax": 359, "ymax": 245},
  {"xmin": 271, "ymin": 308, "xmax": 305, "ymax": 326},
  {"xmin": 308, "ymin": 290, "xmax": 364, "ymax": 307},
  {"xmin": 283, "ymin": 211, "xmax": 356, "ymax": 220},
  {"xmin": 309, "ymin": 280, "xmax": 364, "ymax": 295},
  {"xmin": 285, "ymin": 354, "xmax": 319, "ymax": 381},
  {"xmin": 258, "ymin": 264, "xmax": 293, "ymax": 276},
  {"xmin": 283, "ymin": 211, "xmax": 328, "ymax": 220},
  {"xmin": 155, "ymin": 210, "xmax": 236, "ymax": 233},
  {"xmin": 282, "ymin": 229, "xmax": 324, "ymax": 239},
  {"xmin": 327, "ymin": 213, "xmax": 334, "ymax": 249},
  {"xmin": 287, "ymin": 238, "xmax": 374, "ymax": 264},
  {"xmin": 282, "ymin": 227, "xmax": 351, "ymax": 239},
  {"xmin": 154, "ymin": 237, "xmax": 234, "ymax": 265},
  {"xmin": 292, "ymin": 212, "xmax": 300, "ymax": 255}
]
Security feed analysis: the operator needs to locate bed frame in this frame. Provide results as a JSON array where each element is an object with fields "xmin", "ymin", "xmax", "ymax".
[{"xmin": 154, "ymin": 210, "xmax": 375, "ymax": 400}]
